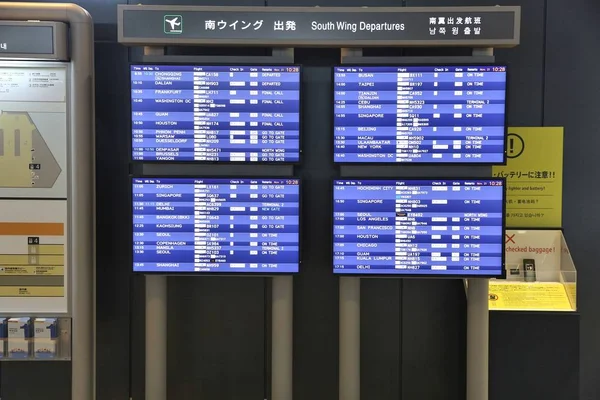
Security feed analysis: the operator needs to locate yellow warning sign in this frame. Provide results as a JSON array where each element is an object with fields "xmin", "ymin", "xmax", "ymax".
[
  {"xmin": 492, "ymin": 127, "xmax": 563, "ymax": 228},
  {"xmin": 489, "ymin": 282, "xmax": 573, "ymax": 311}
]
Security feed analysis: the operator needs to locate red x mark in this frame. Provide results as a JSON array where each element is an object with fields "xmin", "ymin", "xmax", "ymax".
[{"xmin": 505, "ymin": 234, "xmax": 515, "ymax": 244}]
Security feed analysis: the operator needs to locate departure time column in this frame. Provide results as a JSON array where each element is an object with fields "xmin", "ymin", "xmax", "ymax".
[
  {"xmin": 132, "ymin": 179, "xmax": 196, "ymax": 272},
  {"xmin": 131, "ymin": 67, "xmax": 196, "ymax": 161}
]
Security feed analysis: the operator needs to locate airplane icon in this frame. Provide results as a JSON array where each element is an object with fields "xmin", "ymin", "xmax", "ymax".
[
  {"xmin": 164, "ymin": 15, "xmax": 183, "ymax": 34},
  {"xmin": 165, "ymin": 17, "xmax": 180, "ymax": 30}
]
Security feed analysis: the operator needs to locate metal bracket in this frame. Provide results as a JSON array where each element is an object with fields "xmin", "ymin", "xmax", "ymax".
[
  {"xmin": 341, "ymin": 54, "xmax": 495, "ymax": 65},
  {"xmin": 139, "ymin": 47, "xmax": 295, "ymax": 64}
]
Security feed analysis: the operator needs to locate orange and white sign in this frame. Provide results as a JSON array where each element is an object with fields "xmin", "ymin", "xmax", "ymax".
[{"xmin": 0, "ymin": 199, "xmax": 67, "ymax": 313}]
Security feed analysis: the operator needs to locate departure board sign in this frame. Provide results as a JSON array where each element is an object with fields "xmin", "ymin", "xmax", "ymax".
[
  {"xmin": 132, "ymin": 178, "xmax": 300, "ymax": 273},
  {"xmin": 131, "ymin": 65, "xmax": 301, "ymax": 163},
  {"xmin": 333, "ymin": 65, "xmax": 507, "ymax": 164},
  {"xmin": 333, "ymin": 179, "xmax": 505, "ymax": 277},
  {"xmin": 118, "ymin": 6, "xmax": 521, "ymax": 48}
]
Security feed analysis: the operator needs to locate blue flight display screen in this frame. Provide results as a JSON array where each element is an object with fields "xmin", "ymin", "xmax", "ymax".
[
  {"xmin": 333, "ymin": 65, "xmax": 507, "ymax": 163},
  {"xmin": 333, "ymin": 179, "xmax": 504, "ymax": 276},
  {"xmin": 131, "ymin": 65, "xmax": 301, "ymax": 162},
  {"xmin": 132, "ymin": 178, "xmax": 300, "ymax": 273}
]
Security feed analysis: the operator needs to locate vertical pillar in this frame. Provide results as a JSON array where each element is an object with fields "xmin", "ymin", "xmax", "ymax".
[
  {"xmin": 143, "ymin": 44, "xmax": 168, "ymax": 400},
  {"xmin": 465, "ymin": 47, "xmax": 494, "ymax": 400},
  {"xmin": 339, "ymin": 277, "xmax": 360, "ymax": 400},
  {"xmin": 146, "ymin": 274, "xmax": 167, "ymax": 400},
  {"xmin": 271, "ymin": 275, "xmax": 293, "ymax": 400},
  {"xmin": 466, "ymin": 279, "xmax": 490, "ymax": 400},
  {"xmin": 63, "ymin": 5, "xmax": 95, "ymax": 400},
  {"xmin": 338, "ymin": 49, "xmax": 362, "ymax": 400},
  {"xmin": 269, "ymin": 47, "xmax": 295, "ymax": 400}
]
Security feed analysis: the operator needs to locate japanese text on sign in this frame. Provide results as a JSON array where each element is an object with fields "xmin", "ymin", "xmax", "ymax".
[
  {"xmin": 492, "ymin": 127, "xmax": 563, "ymax": 228},
  {"xmin": 119, "ymin": 6, "xmax": 520, "ymax": 46}
]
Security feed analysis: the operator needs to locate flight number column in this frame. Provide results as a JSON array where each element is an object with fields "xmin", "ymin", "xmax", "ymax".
[
  {"xmin": 193, "ymin": 181, "xmax": 224, "ymax": 269},
  {"xmin": 192, "ymin": 70, "xmax": 223, "ymax": 162},
  {"xmin": 396, "ymin": 71, "xmax": 439, "ymax": 162},
  {"xmin": 193, "ymin": 180, "xmax": 262, "ymax": 270},
  {"xmin": 393, "ymin": 183, "xmax": 427, "ymax": 270}
]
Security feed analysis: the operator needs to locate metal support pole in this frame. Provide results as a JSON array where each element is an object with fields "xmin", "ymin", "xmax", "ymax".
[
  {"xmin": 465, "ymin": 47, "xmax": 493, "ymax": 400},
  {"xmin": 339, "ymin": 277, "xmax": 360, "ymax": 400},
  {"xmin": 143, "ymin": 44, "xmax": 168, "ymax": 400},
  {"xmin": 269, "ymin": 47, "xmax": 295, "ymax": 400},
  {"xmin": 338, "ymin": 49, "xmax": 362, "ymax": 400},
  {"xmin": 341, "ymin": 48, "xmax": 363, "ymax": 63},
  {"xmin": 271, "ymin": 275, "xmax": 294, "ymax": 400},
  {"xmin": 466, "ymin": 279, "xmax": 490, "ymax": 400},
  {"xmin": 272, "ymin": 47, "xmax": 295, "ymax": 61},
  {"xmin": 473, "ymin": 47, "xmax": 494, "ymax": 57},
  {"xmin": 146, "ymin": 275, "xmax": 168, "ymax": 400}
]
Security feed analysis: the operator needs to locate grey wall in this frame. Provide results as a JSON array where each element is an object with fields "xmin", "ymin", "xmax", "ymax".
[
  {"xmin": 544, "ymin": 3, "xmax": 600, "ymax": 400},
  {"xmin": 1, "ymin": 1, "xmax": 596, "ymax": 400}
]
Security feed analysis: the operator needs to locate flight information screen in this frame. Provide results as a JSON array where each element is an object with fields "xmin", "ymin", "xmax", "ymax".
[
  {"xmin": 333, "ymin": 65, "xmax": 507, "ymax": 163},
  {"xmin": 333, "ymin": 179, "xmax": 504, "ymax": 276},
  {"xmin": 131, "ymin": 65, "xmax": 301, "ymax": 162},
  {"xmin": 132, "ymin": 178, "xmax": 300, "ymax": 273}
]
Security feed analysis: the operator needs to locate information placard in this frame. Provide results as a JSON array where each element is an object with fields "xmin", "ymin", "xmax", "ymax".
[
  {"xmin": 0, "ymin": 63, "xmax": 68, "ymax": 198},
  {"xmin": 492, "ymin": 127, "xmax": 563, "ymax": 228},
  {"xmin": 0, "ymin": 199, "xmax": 67, "ymax": 313},
  {"xmin": 489, "ymin": 282, "xmax": 573, "ymax": 311}
]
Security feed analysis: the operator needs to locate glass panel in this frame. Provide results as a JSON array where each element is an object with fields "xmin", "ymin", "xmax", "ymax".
[{"xmin": 486, "ymin": 229, "xmax": 577, "ymax": 312}]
